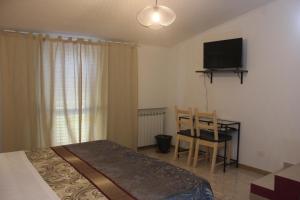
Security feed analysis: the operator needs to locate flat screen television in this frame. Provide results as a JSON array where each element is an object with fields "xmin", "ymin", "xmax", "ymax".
[{"xmin": 203, "ymin": 38, "xmax": 243, "ymax": 69}]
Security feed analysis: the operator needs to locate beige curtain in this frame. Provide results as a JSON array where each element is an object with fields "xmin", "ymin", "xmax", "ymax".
[
  {"xmin": 39, "ymin": 38, "xmax": 108, "ymax": 146},
  {"xmin": 0, "ymin": 32, "xmax": 41, "ymax": 152},
  {"xmin": 107, "ymin": 44, "xmax": 138, "ymax": 150}
]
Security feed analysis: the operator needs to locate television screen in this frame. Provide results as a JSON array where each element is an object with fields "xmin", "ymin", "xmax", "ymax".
[{"xmin": 203, "ymin": 38, "xmax": 243, "ymax": 69}]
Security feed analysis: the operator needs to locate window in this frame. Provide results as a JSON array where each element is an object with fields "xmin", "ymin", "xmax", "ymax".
[{"xmin": 41, "ymin": 41, "xmax": 103, "ymax": 146}]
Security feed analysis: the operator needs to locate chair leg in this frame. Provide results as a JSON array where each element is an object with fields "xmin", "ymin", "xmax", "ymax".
[
  {"xmin": 211, "ymin": 143, "xmax": 218, "ymax": 173},
  {"xmin": 193, "ymin": 141, "xmax": 200, "ymax": 168},
  {"xmin": 223, "ymin": 141, "xmax": 227, "ymax": 172},
  {"xmin": 226, "ymin": 141, "xmax": 232, "ymax": 164},
  {"xmin": 178, "ymin": 141, "xmax": 180, "ymax": 158},
  {"xmin": 173, "ymin": 135, "xmax": 179, "ymax": 161},
  {"xmin": 187, "ymin": 140, "xmax": 194, "ymax": 166},
  {"xmin": 205, "ymin": 147, "xmax": 210, "ymax": 160},
  {"xmin": 208, "ymin": 147, "xmax": 213, "ymax": 162}
]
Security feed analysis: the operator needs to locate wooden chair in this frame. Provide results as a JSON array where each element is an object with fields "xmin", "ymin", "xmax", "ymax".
[
  {"xmin": 193, "ymin": 109, "xmax": 232, "ymax": 173},
  {"xmin": 173, "ymin": 106, "xmax": 195, "ymax": 165}
]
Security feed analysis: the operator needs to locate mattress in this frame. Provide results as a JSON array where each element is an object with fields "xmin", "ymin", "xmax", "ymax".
[{"xmin": 1, "ymin": 140, "xmax": 214, "ymax": 200}]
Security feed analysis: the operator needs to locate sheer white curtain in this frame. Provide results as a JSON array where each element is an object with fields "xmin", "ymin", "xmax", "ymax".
[{"xmin": 39, "ymin": 38, "xmax": 108, "ymax": 146}]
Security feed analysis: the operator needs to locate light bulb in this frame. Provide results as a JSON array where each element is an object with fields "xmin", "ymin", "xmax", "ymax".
[
  {"xmin": 151, "ymin": 12, "xmax": 160, "ymax": 23},
  {"xmin": 137, "ymin": 2, "xmax": 176, "ymax": 29}
]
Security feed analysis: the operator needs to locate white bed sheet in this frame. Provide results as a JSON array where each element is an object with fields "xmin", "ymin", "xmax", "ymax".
[{"xmin": 0, "ymin": 151, "xmax": 59, "ymax": 200}]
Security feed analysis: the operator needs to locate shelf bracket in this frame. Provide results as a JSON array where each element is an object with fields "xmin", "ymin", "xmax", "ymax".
[
  {"xmin": 195, "ymin": 69, "xmax": 247, "ymax": 84},
  {"xmin": 205, "ymin": 72, "xmax": 213, "ymax": 83},
  {"xmin": 236, "ymin": 71, "xmax": 245, "ymax": 84}
]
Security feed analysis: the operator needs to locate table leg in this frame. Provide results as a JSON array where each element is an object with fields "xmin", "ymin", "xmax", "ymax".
[{"xmin": 236, "ymin": 123, "xmax": 240, "ymax": 168}]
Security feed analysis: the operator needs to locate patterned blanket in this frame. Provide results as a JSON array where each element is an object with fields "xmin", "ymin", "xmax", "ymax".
[{"xmin": 26, "ymin": 140, "xmax": 214, "ymax": 200}]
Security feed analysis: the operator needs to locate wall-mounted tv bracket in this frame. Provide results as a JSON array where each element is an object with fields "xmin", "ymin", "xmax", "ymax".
[{"xmin": 195, "ymin": 69, "xmax": 248, "ymax": 84}]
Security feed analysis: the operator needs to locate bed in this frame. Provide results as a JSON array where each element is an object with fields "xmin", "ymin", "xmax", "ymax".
[{"xmin": 0, "ymin": 140, "xmax": 214, "ymax": 200}]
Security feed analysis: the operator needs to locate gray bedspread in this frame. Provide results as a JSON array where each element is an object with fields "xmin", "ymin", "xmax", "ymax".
[{"xmin": 65, "ymin": 140, "xmax": 214, "ymax": 200}]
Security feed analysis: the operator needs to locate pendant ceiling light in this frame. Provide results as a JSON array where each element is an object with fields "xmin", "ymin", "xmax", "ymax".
[{"xmin": 137, "ymin": 0, "xmax": 176, "ymax": 29}]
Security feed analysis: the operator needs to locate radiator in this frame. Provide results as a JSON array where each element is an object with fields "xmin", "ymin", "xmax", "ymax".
[{"xmin": 138, "ymin": 108, "xmax": 166, "ymax": 147}]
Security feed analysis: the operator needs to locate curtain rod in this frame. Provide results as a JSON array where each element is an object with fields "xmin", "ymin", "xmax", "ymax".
[{"xmin": 1, "ymin": 29, "xmax": 138, "ymax": 47}]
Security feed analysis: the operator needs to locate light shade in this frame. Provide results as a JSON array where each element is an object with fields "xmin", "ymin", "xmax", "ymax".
[{"xmin": 137, "ymin": 5, "xmax": 176, "ymax": 29}]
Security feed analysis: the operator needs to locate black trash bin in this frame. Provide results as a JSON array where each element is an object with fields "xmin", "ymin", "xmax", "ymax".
[{"xmin": 155, "ymin": 134, "xmax": 172, "ymax": 153}]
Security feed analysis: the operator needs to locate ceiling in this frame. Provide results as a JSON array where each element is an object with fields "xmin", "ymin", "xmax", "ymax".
[{"xmin": 0, "ymin": 0, "xmax": 273, "ymax": 46}]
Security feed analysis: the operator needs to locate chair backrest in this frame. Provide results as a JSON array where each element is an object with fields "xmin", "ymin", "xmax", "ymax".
[
  {"xmin": 194, "ymin": 109, "xmax": 218, "ymax": 140},
  {"xmin": 175, "ymin": 106, "xmax": 194, "ymax": 136}
]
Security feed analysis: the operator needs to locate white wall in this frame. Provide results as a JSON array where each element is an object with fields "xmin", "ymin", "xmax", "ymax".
[
  {"xmin": 138, "ymin": 45, "xmax": 171, "ymax": 109},
  {"xmin": 165, "ymin": 0, "xmax": 300, "ymax": 172}
]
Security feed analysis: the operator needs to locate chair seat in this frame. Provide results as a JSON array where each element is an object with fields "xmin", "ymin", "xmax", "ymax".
[
  {"xmin": 198, "ymin": 130, "xmax": 232, "ymax": 143},
  {"xmin": 177, "ymin": 129, "xmax": 196, "ymax": 137}
]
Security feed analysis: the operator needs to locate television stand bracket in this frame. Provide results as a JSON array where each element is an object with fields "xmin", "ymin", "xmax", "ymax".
[{"xmin": 195, "ymin": 69, "xmax": 248, "ymax": 84}]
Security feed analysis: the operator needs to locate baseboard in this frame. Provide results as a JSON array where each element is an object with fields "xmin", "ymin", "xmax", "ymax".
[{"xmin": 240, "ymin": 164, "xmax": 270, "ymax": 175}]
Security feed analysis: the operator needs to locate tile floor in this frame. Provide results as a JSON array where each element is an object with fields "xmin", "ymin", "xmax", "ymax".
[{"xmin": 139, "ymin": 148, "xmax": 263, "ymax": 200}]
